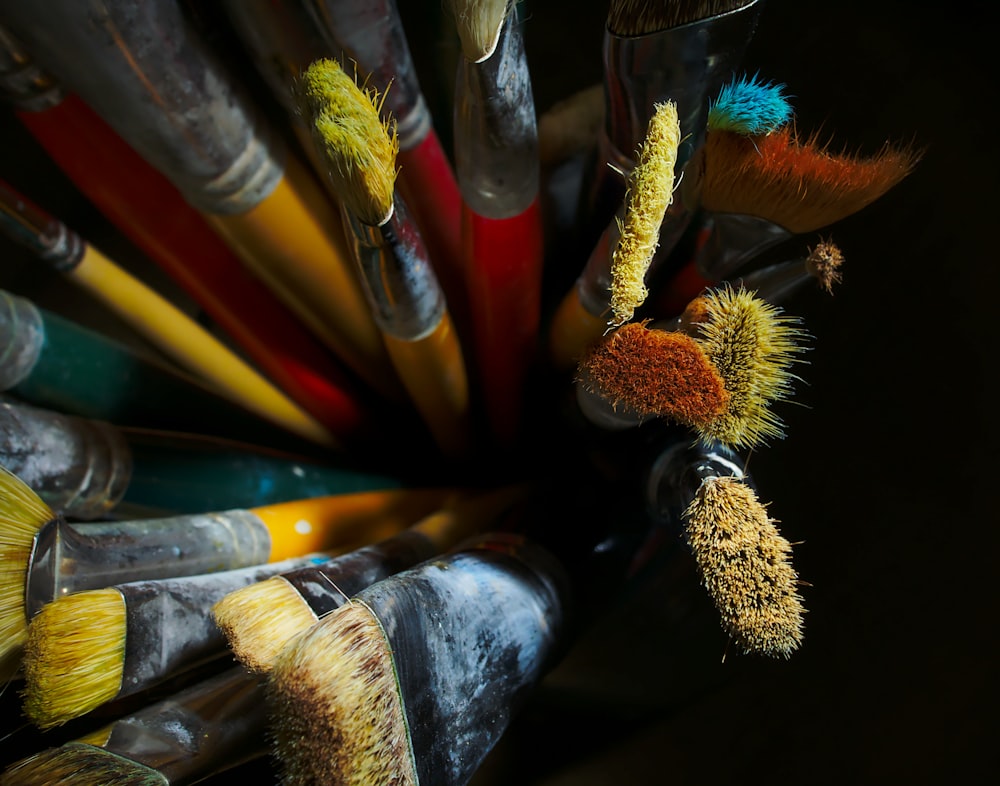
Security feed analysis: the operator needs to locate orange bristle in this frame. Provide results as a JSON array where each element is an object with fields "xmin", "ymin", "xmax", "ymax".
[
  {"xmin": 700, "ymin": 125, "xmax": 921, "ymax": 233},
  {"xmin": 578, "ymin": 322, "xmax": 729, "ymax": 427}
]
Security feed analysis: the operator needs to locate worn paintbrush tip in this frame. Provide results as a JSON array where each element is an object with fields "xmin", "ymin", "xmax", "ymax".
[
  {"xmin": 212, "ymin": 575, "xmax": 319, "ymax": 675},
  {"xmin": 298, "ymin": 58, "xmax": 398, "ymax": 226},
  {"xmin": 0, "ymin": 742, "xmax": 165, "ymax": 786},
  {"xmin": 21, "ymin": 587, "xmax": 126, "ymax": 729},
  {"xmin": 607, "ymin": 0, "xmax": 758, "ymax": 36},
  {"xmin": 805, "ymin": 239, "xmax": 845, "ymax": 294},
  {"xmin": 448, "ymin": 0, "xmax": 509, "ymax": 61},
  {"xmin": 683, "ymin": 475, "xmax": 805, "ymax": 658}
]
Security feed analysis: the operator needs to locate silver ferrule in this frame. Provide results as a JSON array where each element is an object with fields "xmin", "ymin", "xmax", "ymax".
[
  {"xmin": 734, "ymin": 257, "xmax": 813, "ymax": 305},
  {"xmin": 0, "ymin": 397, "xmax": 131, "ymax": 520},
  {"xmin": 342, "ymin": 197, "xmax": 444, "ymax": 340},
  {"xmin": 577, "ymin": 209, "xmax": 621, "ymax": 319},
  {"xmin": 0, "ymin": 0, "xmax": 285, "ymax": 214},
  {"xmin": 645, "ymin": 438, "xmax": 747, "ymax": 527},
  {"xmin": 0, "ymin": 289, "xmax": 44, "ymax": 391},
  {"xmin": 0, "ymin": 178, "xmax": 85, "ymax": 271},
  {"xmin": 0, "ymin": 24, "xmax": 64, "ymax": 111},
  {"xmin": 453, "ymin": 9, "xmax": 539, "ymax": 217},
  {"xmin": 574, "ymin": 364, "xmax": 647, "ymax": 432},
  {"xmin": 24, "ymin": 510, "xmax": 272, "ymax": 619},
  {"xmin": 696, "ymin": 212, "xmax": 793, "ymax": 281}
]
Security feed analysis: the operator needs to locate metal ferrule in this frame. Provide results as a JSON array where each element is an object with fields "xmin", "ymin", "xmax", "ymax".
[
  {"xmin": 0, "ymin": 179, "xmax": 85, "ymax": 271},
  {"xmin": 453, "ymin": 10, "xmax": 539, "ymax": 217},
  {"xmin": 342, "ymin": 197, "xmax": 444, "ymax": 340},
  {"xmin": 697, "ymin": 212, "xmax": 793, "ymax": 281},
  {"xmin": 0, "ymin": 0, "xmax": 286, "ymax": 215},
  {"xmin": 358, "ymin": 533, "xmax": 571, "ymax": 786},
  {"xmin": 734, "ymin": 256, "xmax": 813, "ymax": 305},
  {"xmin": 98, "ymin": 667, "xmax": 267, "ymax": 781},
  {"xmin": 24, "ymin": 511, "xmax": 272, "ymax": 619},
  {"xmin": 0, "ymin": 397, "xmax": 131, "ymax": 520},
  {"xmin": 0, "ymin": 24, "xmax": 64, "ymax": 111},
  {"xmin": 0, "ymin": 289, "xmax": 44, "ymax": 391}
]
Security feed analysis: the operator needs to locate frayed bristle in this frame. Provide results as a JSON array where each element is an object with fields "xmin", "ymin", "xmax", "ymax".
[
  {"xmin": 22, "ymin": 588, "xmax": 126, "ymax": 729},
  {"xmin": 579, "ymin": 322, "xmax": 729, "ymax": 428},
  {"xmin": 693, "ymin": 286, "xmax": 807, "ymax": 449},
  {"xmin": 701, "ymin": 125, "xmax": 921, "ymax": 232},
  {"xmin": 297, "ymin": 58, "xmax": 398, "ymax": 226},
  {"xmin": 0, "ymin": 466, "xmax": 54, "ymax": 679},
  {"xmin": 212, "ymin": 576, "xmax": 319, "ymax": 675},
  {"xmin": 805, "ymin": 239, "xmax": 845, "ymax": 294},
  {"xmin": 707, "ymin": 72, "xmax": 793, "ymax": 136},
  {"xmin": 609, "ymin": 101, "xmax": 681, "ymax": 327},
  {"xmin": 448, "ymin": 0, "xmax": 509, "ymax": 61},
  {"xmin": 268, "ymin": 601, "xmax": 417, "ymax": 786},
  {"xmin": 0, "ymin": 742, "xmax": 164, "ymax": 785},
  {"xmin": 683, "ymin": 475, "xmax": 805, "ymax": 658},
  {"xmin": 607, "ymin": 0, "xmax": 757, "ymax": 36}
]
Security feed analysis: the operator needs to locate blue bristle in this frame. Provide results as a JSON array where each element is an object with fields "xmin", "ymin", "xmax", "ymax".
[{"xmin": 707, "ymin": 72, "xmax": 793, "ymax": 136}]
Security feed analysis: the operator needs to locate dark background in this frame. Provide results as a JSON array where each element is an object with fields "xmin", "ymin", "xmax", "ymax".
[{"xmin": 0, "ymin": 1, "xmax": 995, "ymax": 784}]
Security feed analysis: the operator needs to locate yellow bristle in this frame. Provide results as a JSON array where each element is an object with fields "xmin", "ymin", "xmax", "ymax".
[
  {"xmin": 609, "ymin": 100, "xmax": 681, "ymax": 328},
  {"xmin": 0, "ymin": 742, "xmax": 163, "ymax": 785},
  {"xmin": 22, "ymin": 588, "xmax": 126, "ymax": 729},
  {"xmin": 683, "ymin": 475, "xmax": 805, "ymax": 658},
  {"xmin": 268, "ymin": 601, "xmax": 418, "ymax": 786},
  {"xmin": 297, "ymin": 58, "xmax": 398, "ymax": 226},
  {"xmin": 448, "ymin": 0, "xmax": 509, "ymax": 62},
  {"xmin": 212, "ymin": 576, "xmax": 320, "ymax": 675}
]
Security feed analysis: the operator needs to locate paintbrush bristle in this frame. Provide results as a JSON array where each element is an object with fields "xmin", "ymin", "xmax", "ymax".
[
  {"xmin": 805, "ymin": 239, "xmax": 845, "ymax": 294},
  {"xmin": 268, "ymin": 601, "xmax": 417, "ymax": 786},
  {"xmin": 609, "ymin": 101, "xmax": 681, "ymax": 327},
  {"xmin": 607, "ymin": 0, "xmax": 757, "ymax": 36},
  {"xmin": 448, "ymin": 0, "xmax": 509, "ymax": 61},
  {"xmin": 22, "ymin": 588, "xmax": 126, "ymax": 730},
  {"xmin": 701, "ymin": 125, "xmax": 921, "ymax": 232},
  {"xmin": 579, "ymin": 321, "xmax": 729, "ymax": 428},
  {"xmin": 707, "ymin": 72, "xmax": 793, "ymax": 136},
  {"xmin": 683, "ymin": 475, "xmax": 805, "ymax": 658},
  {"xmin": 0, "ymin": 742, "xmax": 164, "ymax": 785},
  {"xmin": 693, "ymin": 286, "xmax": 807, "ymax": 449},
  {"xmin": 0, "ymin": 465, "xmax": 55, "ymax": 679},
  {"xmin": 298, "ymin": 58, "xmax": 398, "ymax": 226},
  {"xmin": 212, "ymin": 575, "xmax": 319, "ymax": 675}
]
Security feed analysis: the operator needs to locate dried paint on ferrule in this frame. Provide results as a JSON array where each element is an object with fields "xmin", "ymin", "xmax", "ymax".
[
  {"xmin": 0, "ymin": 290, "xmax": 44, "ymax": 390},
  {"xmin": 24, "ymin": 511, "xmax": 272, "ymax": 618},
  {"xmin": 0, "ymin": 25, "xmax": 65, "ymax": 111},
  {"xmin": 360, "ymin": 533, "xmax": 572, "ymax": 786}
]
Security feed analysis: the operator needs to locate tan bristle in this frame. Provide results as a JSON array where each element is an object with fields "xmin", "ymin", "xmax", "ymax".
[
  {"xmin": 212, "ymin": 576, "xmax": 320, "ymax": 675},
  {"xmin": 677, "ymin": 296, "xmax": 712, "ymax": 332},
  {"xmin": 701, "ymin": 126, "xmax": 921, "ymax": 233},
  {"xmin": 297, "ymin": 58, "xmax": 398, "ymax": 226},
  {"xmin": 538, "ymin": 83, "xmax": 605, "ymax": 167},
  {"xmin": 268, "ymin": 601, "xmax": 418, "ymax": 786},
  {"xmin": 607, "ymin": 0, "xmax": 756, "ymax": 36},
  {"xmin": 22, "ymin": 588, "xmax": 126, "ymax": 730},
  {"xmin": 694, "ymin": 286, "xmax": 807, "ymax": 449},
  {"xmin": 805, "ymin": 239, "xmax": 845, "ymax": 294},
  {"xmin": 579, "ymin": 322, "xmax": 729, "ymax": 428},
  {"xmin": 609, "ymin": 101, "xmax": 681, "ymax": 327},
  {"xmin": 0, "ymin": 742, "xmax": 164, "ymax": 785},
  {"xmin": 448, "ymin": 0, "xmax": 509, "ymax": 61},
  {"xmin": 683, "ymin": 475, "xmax": 804, "ymax": 658},
  {"xmin": 0, "ymin": 466, "xmax": 55, "ymax": 679}
]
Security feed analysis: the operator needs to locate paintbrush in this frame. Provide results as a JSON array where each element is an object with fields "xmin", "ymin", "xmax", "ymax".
[
  {"xmin": 0, "ymin": 26, "xmax": 381, "ymax": 446},
  {"xmin": 0, "ymin": 0, "xmax": 403, "ymax": 402},
  {"xmin": 0, "ymin": 398, "xmax": 410, "ymax": 521},
  {"xmin": 297, "ymin": 57, "xmax": 472, "ymax": 458},
  {"xmin": 212, "ymin": 484, "xmax": 528, "ymax": 675},
  {"xmin": 1, "ymin": 666, "xmax": 268, "ymax": 784},
  {"xmin": 447, "ymin": 0, "xmax": 545, "ymax": 447},
  {"xmin": 0, "ymin": 177, "xmax": 339, "ymax": 450},
  {"xmin": 0, "ymin": 463, "xmax": 454, "ymax": 678}
]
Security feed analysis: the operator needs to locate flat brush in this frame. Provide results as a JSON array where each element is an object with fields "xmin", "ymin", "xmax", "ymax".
[
  {"xmin": 212, "ymin": 484, "xmax": 527, "ymax": 675},
  {"xmin": 1, "ymin": 666, "xmax": 268, "ymax": 785},
  {"xmin": 0, "ymin": 464, "xmax": 453, "ymax": 677},
  {"xmin": 449, "ymin": 0, "xmax": 545, "ymax": 446},
  {"xmin": 0, "ymin": 397, "xmax": 408, "ymax": 521},
  {"xmin": 0, "ymin": 177, "xmax": 338, "ymax": 450},
  {"xmin": 22, "ymin": 552, "xmax": 341, "ymax": 729},
  {"xmin": 298, "ymin": 58, "xmax": 472, "ymax": 458}
]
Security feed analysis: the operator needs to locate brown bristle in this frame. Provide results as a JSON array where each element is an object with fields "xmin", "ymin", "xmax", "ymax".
[
  {"xmin": 267, "ymin": 601, "xmax": 417, "ymax": 786},
  {"xmin": 683, "ymin": 475, "xmax": 805, "ymax": 658},
  {"xmin": 538, "ymin": 83, "xmax": 605, "ymax": 167},
  {"xmin": 677, "ymin": 296, "xmax": 712, "ymax": 332},
  {"xmin": 607, "ymin": 0, "xmax": 757, "ymax": 36},
  {"xmin": 0, "ymin": 742, "xmax": 164, "ymax": 785},
  {"xmin": 805, "ymin": 239, "xmax": 845, "ymax": 294},
  {"xmin": 579, "ymin": 321, "xmax": 729, "ymax": 428},
  {"xmin": 701, "ymin": 126, "xmax": 921, "ymax": 233}
]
